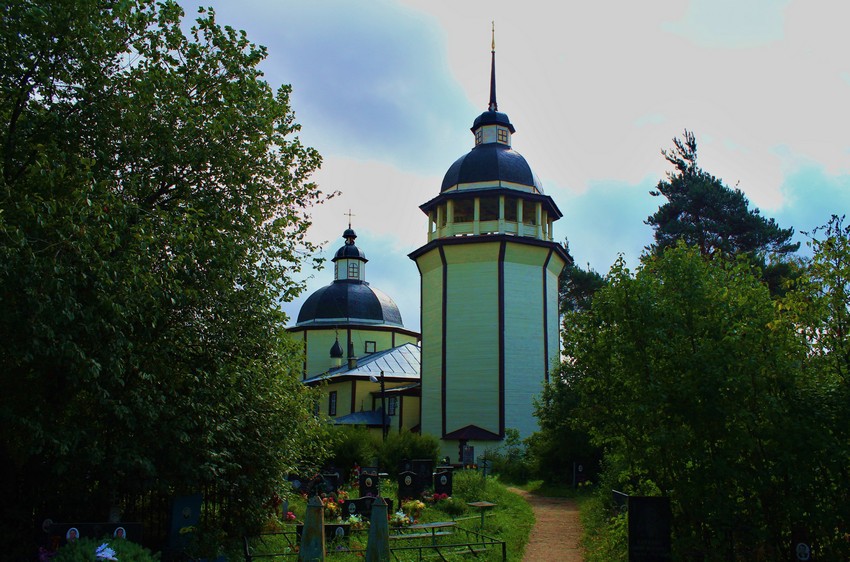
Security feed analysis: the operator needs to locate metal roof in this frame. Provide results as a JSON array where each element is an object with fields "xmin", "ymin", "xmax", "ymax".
[
  {"xmin": 303, "ymin": 342, "xmax": 421, "ymax": 385},
  {"xmin": 295, "ymin": 280, "xmax": 403, "ymax": 327},
  {"xmin": 440, "ymin": 142, "xmax": 543, "ymax": 193}
]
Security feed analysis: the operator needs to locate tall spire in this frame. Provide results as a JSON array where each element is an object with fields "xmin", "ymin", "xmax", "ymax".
[{"xmin": 488, "ymin": 21, "xmax": 497, "ymax": 112}]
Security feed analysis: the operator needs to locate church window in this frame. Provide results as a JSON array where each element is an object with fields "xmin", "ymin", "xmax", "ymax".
[
  {"xmin": 364, "ymin": 341, "xmax": 376, "ymax": 354},
  {"xmin": 480, "ymin": 196, "xmax": 499, "ymax": 221},
  {"xmin": 497, "ymin": 128, "xmax": 508, "ymax": 143},
  {"xmin": 328, "ymin": 391, "xmax": 337, "ymax": 416},
  {"xmin": 388, "ymin": 396, "xmax": 398, "ymax": 416},
  {"xmin": 453, "ymin": 199, "xmax": 473, "ymax": 223},
  {"xmin": 348, "ymin": 261, "xmax": 360, "ymax": 279},
  {"xmin": 504, "ymin": 197, "xmax": 518, "ymax": 222},
  {"xmin": 475, "ymin": 129, "xmax": 483, "ymax": 145}
]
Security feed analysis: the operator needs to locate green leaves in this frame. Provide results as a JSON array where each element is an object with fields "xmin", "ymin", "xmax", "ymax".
[
  {"xmin": 549, "ymin": 242, "xmax": 850, "ymax": 558},
  {"xmin": 646, "ymin": 130, "xmax": 799, "ymax": 259},
  {"xmin": 1, "ymin": 0, "xmax": 330, "ymax": 554}
]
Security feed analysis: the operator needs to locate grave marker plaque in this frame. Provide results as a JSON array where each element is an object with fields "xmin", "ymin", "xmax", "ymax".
[{"xmin": 628, "ymin": 496, "xmax": 672, "ymax": 562}]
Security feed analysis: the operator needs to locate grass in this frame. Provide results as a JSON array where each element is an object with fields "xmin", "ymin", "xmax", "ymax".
[{"xmin": 246, "ymin": 470, "xmax": 536, "ymax": 560}]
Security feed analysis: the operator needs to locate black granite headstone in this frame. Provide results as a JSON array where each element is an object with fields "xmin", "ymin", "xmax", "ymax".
[
  {"xmin": 359, "ymin": 470, "xmax": 379, "ymax": 498},
  {"xmin": 340, "ymin": 496, "xmax": 392, "ymax": 519},
  {"xmin": 433, "ymin": 468, "xmax": 453, "ymax": 496},
  {"xmin": 397, "ymin": 470, "xmax": 422, "ymax": 501},
  {"xmin": 628, "ymin": 496, "xmax": 672, "ymax": 562}
]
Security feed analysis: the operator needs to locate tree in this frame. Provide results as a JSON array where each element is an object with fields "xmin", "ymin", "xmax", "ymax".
[
  {"xmin": 646, "ymin": 130, "xmax": 799, "ymax": 258},
  {"xmin": 558, "ymin": 239, "xmax": 606, "ymax": 315},
  {"xmin": 0, "ymin": 0, "xmax": 329, "ymax": 554},
  {"xmin": 560, "ymin": 245, "xmax": 842, "ymax": 559}
]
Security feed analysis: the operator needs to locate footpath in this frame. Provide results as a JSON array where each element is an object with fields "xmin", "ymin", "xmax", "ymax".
[{"xmin": 509, "ymin": 487, "xmax": 584, "ymax": 562}]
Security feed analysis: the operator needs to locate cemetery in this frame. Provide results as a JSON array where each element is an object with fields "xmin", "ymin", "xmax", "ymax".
[{"xmin": 243, "ymin": 462, "xmax": 516, "ymax": 561}]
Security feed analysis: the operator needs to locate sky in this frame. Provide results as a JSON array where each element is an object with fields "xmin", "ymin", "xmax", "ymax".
[{"xmin": 181, "ymin": 0, "xmax": 850, "ymax": 332}]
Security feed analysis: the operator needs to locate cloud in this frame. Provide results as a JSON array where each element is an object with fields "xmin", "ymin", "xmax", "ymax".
[{"xmin": 663, "ymin": 0, "xmax": 792, "ymax": 48}]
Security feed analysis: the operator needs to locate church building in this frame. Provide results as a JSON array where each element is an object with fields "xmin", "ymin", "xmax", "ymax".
[{"xmin": 294, "ymin": 38, "xmax": 571, "ymax": 463}]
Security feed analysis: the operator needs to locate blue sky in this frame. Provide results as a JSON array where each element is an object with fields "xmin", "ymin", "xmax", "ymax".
[{"xmin": 183, "ymin": 0, "xmax": 850, "ymax": 332}]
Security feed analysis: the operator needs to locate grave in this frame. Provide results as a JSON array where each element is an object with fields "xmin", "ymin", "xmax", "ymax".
[
  {"xmin": 433, "ymin": 467, "xmax": 453, "ymax": 496},
  {"xmin": 359, "ymin": 468, "xmax": 379, "ymax": 498},
  {"xmin": 339, "ymin": 496, "xmax": 393, "ymax": 519},
  {"xmin": 397, "ymin": 470, "xmax": 423, "ymax": 502},
  {"xmin": 627, "ymin": 496, "xmax": 672, "ymax": 562}
]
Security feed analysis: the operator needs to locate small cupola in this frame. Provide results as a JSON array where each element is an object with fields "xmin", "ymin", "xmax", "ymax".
[
  {"xmin": 329, "ymin": 336, "xmax": 344, "ymax": 369},
  {"xmin": 333, "ymin": 223, "xmax": 367, "ymax": 282}
]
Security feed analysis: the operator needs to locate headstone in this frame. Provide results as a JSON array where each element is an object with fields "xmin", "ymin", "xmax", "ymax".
[
  {"xmin": 50, "ymin": 523, "xmax": 143, "ymax": 546},
  {"xmin": 627, "ymin": 496, "xmax": 672, "ymax": 562},
  {"xmin": 359, "ymin": 469, "xmax": 379, "ymax": 498},
  {"xmin": 299, "ymin": 495, "xmax": 325, "ymax": 561},
  {"xmin": 365, "ymin": 497, "xmax": 389, "ymax": 562},
  {"xmin": 168, "ymin": 494, "xmax": 202, "ymax": 550},
  {"xmin": 573, "ymin": 460, "xmax": 589, "ymax": 488},
  {"xmin": 411, "ymin": 459, "xmax": 434, "ymax": 489},
  {"xmin": 340, "ymin": 497, "xmax": 393, "ymax": 519},
  {"xmin": 462, "ymin": 445, "xmax": 474, "ymax": 466},
  {"xmin": 792, "ymin": 528, "xmax": 814, "ymax": 561},
  {"xmin": 397, "ymin": 470, "xmax": 421, "ymax": 502},
  {"xmin": 434, "ymin": 468, "xmax": 453, "ymax": 496},
  {"xmin": 321, "ymin": 472, "xmax": 340, "ymax": 494}
]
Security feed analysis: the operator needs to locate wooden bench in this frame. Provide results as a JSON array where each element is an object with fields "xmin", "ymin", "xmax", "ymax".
[{"xmin": 389, "ymin": 521, "xmax": 456, "ymax": 545}]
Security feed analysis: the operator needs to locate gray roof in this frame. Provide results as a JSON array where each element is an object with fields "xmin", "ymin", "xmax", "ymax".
[
  {"xmin": 303, "ymin": 342, "xmax": 421, "ymax": 385},
  {"xmin": 332, "ymin": 408, "xmax": 389, "ymax": 426}
]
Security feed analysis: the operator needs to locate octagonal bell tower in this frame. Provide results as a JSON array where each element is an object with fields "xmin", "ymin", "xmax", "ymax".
[{"xmin": 409, "ymin": 34, "xmax": 572, "ymax": 462}]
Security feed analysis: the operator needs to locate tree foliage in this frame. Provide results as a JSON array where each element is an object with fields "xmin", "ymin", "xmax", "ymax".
[
  {"xmin": 646, "ymin": 130, "xmax": 799, "ymax": 258},
  {"xmin": 546, "ymin": 238, "xmax": 850, "ymax": 559},
  {"xmin": 0, "ymin": 0, "xmax": 329, "ymax": 553}
]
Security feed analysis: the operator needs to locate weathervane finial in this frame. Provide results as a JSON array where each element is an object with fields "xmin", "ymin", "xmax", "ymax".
[
  {"xmin": 491, "ymin": 21, "xmax": 495, "ymax": 52},
  {"xmin": 488, "ymin": 22, "xmax": 497, "ymax": 112}
]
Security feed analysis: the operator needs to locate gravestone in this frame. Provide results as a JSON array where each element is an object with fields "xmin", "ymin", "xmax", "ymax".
[
  {"xmin": 321, "ymin": 471, "xmax": 340, "ymax": 494},
  {"xmin": 340, "ymin": 496, "xmax": 393, "ymax": 519},
  {"xmin": 359, "ymin": 469, "xmax": 379, "ymax": 498},
  {"xmin": 50, "ymin": 522, "xmax": 143, "ymax": 546},
  {"xmin": 792, "ymin": 528, "xmax": 814, "ymax": 561},
  {"xmin": 365, "ymin": 497, "xmax": 389, "ymax": 562},
  {"xmin": 411, "ymin": 459, "xmax": 434, "ymax": 489},
  {"xmin": 300, "ymin": 495, "xmax": 325, "ymax": 561},
  {"xmin": 573, "ymin": 460, "xmax": 589, "ymax": 488},
  {"xmin": 627, "ymin": 496, "xmax": 672, "ymax": 562},
  {"xmin": 397, "ymin": 470, "xmax": 422, "ymax": 502},
  {"xmin": 462, "ymin": 445, "xmax": 474, "ymax": 466},
  {"xmin": 433, "ymin": 468, "xmax": 453, "ymax": 496},
  {"xmin": 168, "ymin": 494, "xmax": 202, "ymax": 551}
]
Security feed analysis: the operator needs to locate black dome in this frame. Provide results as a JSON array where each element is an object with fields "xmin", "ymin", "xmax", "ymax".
[
  {"xmin": 335, "ymin": 244, "xmax": 367, "ymax": 260},
  {"xmin": 471, "ymin": 110, "xmax": 515, "ymax": 133},
  {"xmin": 441, "ymin": 142, "xmax": 543, "ymax": 192},
  {"xmin": 296, "ymin": 280, "xmax": 403, "ymax": 327},
  {"xmin": 334, "ymin": 228, "xmax": 367, "ymax": 260}
]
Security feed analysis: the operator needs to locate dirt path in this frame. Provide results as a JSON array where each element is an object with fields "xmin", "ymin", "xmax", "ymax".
[{"xmin": 509, "ymin": 487, "xmax": 584, "ymax": 562}]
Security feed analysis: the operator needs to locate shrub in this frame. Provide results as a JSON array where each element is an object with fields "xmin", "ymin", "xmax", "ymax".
[
  {"xmin": 450, "ymin": 469, "xmax": 487, "ymax": 502},
  {"xmin": 376, "ymin": 431, "xmax": 439, "ymax": 477},
  {"xmin": 482, "ymin": 428, "xmax": 533, "ymax": 484},
  {"xmin": 328, "ymin": 426, "xmax": 380, "ymax": 479},
  {"xmin": 437, "ymin": 496, "xmax": 468, "ymax": 517}
]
